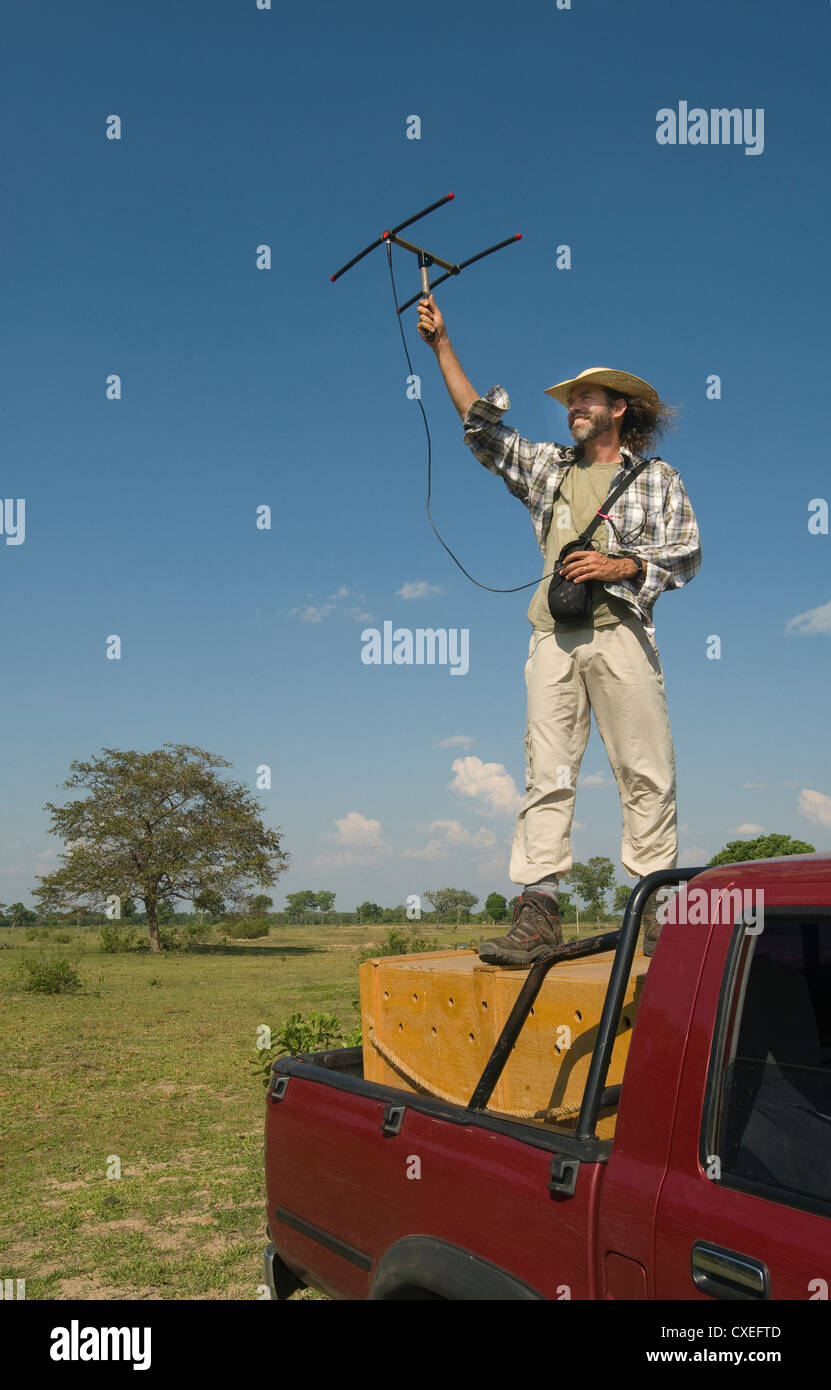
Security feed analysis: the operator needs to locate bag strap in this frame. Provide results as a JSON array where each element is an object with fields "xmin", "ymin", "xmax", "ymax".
[
  {"xmin": 546, "ymin": 455, "xmax": 655, "ymax": 602},
  {"xmin": 575, "ymin": 456, "xmax": 652, "ymax": 548}
]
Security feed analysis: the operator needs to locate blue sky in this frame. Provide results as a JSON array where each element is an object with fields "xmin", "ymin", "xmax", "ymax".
[{"xmin": 3, "ymin": 0, "xmax": 830, "ymax": 914}]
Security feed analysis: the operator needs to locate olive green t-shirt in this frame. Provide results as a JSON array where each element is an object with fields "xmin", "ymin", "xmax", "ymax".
[{"xmin": 526, "ymin": 458, "xmax": 633, "ymax": 632}]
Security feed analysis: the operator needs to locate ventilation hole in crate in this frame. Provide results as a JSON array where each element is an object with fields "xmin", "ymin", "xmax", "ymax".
[
  {"xmin": 448, "ymin": 997, "xmax": 455, "ymax": 1007},
  {"xmin": 622, "ymin": 1015, "xmax": 632, "ymax": 1029},
  {"xmin": 412, "ymin": 993, "xmax": 418, "ymax": 1002},
  {"xmin": 574, "ymin": 1009, "xmax": 583, "ymax": 1022},
  {"xmin": 398, "ymin": 1022, "xmax": 404, "ymax": 1032},
  {"xmin": 481, "ymin": 1000, "xmax": 488, "ymax": 1009},
  {"xmin": 431, "ymin": 1026, "xmax": 437, "ymax": 1035},
  {"xmin": 530, "ymin": 1007, "xmax": 535, "ymax": 1017},
  {"xmin": 383, "ymin": 990, "xmax": 390, "ymax": 1000},
  {"xmin": 468, "ymin": 1032, "xmax": 475, "ymax": 1042}
]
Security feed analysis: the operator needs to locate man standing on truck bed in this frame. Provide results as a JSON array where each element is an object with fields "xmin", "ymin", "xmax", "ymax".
[{"xmin": 417, "ymin": 294, "xmax": 701, "ymax": 966}]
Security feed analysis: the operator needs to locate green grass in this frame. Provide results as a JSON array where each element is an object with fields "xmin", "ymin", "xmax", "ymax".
[{"xmin": 0, "ymin": 918, "xmax": 494, "ymax": 1301}]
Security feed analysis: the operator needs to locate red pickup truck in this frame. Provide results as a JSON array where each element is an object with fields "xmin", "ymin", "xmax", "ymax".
[{"xmin": 263, "ymin": 856, "xmax": 831, "ymax": 1301}]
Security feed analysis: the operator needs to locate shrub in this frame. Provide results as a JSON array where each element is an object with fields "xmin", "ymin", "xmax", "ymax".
[
  {"xmin": 182, "ymin": 922, "xmax": 213, "ymax": 948},
  {"xmin": 99, "ymin": 923, "xmax": 138, "ymax": 953},
  {"xmin": 157, "ymin": 925, "xmax": 186, "ymax": 952},
  {"xmin": 228, "ymin": 918, "xmax": 270, "ymax": 940},
  {"xmin": 15, "ymin": 952, "xmax": 83, "ymax": 994},
  {"xmin": 357, "ymin": 926, "xmax": 439, "ymax": 964},
  {"xmin": 25, "ymin": 927, "xmax": 52, "ymax": 942},
  {"xmin": 252, "ymin": 1011, "xmax": 351, "ymax": 1088},
  {"xmin": 53, "ymin": 932, "xmax": 72, "ymax": 944}
]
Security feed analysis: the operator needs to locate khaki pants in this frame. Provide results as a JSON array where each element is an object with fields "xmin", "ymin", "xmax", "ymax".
[{"xmin": 509, "ymin": 617, "xmax": 678, "ymax": 885}]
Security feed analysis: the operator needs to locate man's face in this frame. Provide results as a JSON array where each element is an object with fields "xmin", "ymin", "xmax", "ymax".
[{"xmin": 567, "ymin": 385, "xmax": 621, "ymax": 444}]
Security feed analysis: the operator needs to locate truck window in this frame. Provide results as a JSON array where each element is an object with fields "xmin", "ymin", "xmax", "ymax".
[{"xmin": 708, "ymin": 915, "xmax": 831, "ymax": 1213}]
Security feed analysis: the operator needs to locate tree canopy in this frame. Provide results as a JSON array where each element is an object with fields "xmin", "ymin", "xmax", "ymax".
[
  {"xmin": 708, "ymin": 833, "xmax": 815, "ymax": 866},
  {"xmin": 424, "ymin": 888, "xmax": 479, "ymax": 923},
  {"xmin": 565, "ymin": 858, "xmax": 616, "ymax": 924},
  {"xmin": 33, "ymin": 743, "xmax": 289, "ymax": 952}
]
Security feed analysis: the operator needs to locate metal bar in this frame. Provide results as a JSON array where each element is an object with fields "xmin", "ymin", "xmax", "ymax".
[
  {"xmin": 387, "ymin": 234, "xmax": 458, "ymax": 274},
  {"xmin": 387, "ymin": 191, "xmax": 455, "ymax": 238},
  {"xmin": 329, "ymin": 236, "xmax": 387, "ymax": 284},
  {"xmin": 395, "ymin": 233, "xmax": 522, "ymax": 315},
  {"xmin": 575, "ymin": 866, "xmax": 707, "ymax": 1141},
  {"xmin": 468, "ymin": 931, "xmax": 622, "ymax": 1113},
  {"xmin": 456, "ymin": 232, "xmax": 522, "ymax": 272},
  {"xmin": 396, "ymin": 269, "xmax": 456, "ymax": 314}
]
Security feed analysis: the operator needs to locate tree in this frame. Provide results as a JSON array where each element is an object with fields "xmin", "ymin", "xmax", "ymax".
[
  {"xmin": 424, "ymin": 888, "xmax": 479, "ymax": 924},
  {"xmin": 33, "ymin": 744, "xmax": 289, "ymax": 953},
  {"xmin": 248, "ymin": 893, "xmax": 274, "ymax": 917},
  {"xmin": 9, "ymin": 901, "xmax": 37, "ymax": 928},
  {"xmin": 565, "ymin": 858, "xmax": 616, "ymax": 926},
  {"xmin": 485, "ymin": 892, "xmax": 508, "ymax": 923},
  {"xmin": 285, "ymin": 890, "xmax": 318, "ymax": 924},
  {"xmin": 316, "ymin": 890, "xmax": 336, "ymax": 921},
  {"xmin": 193, "ymin": 888, "xmax": 225, "ymax": 923},
  {"xmin": 613, "ymin": 884, "xmax": 633, "ymax": 914},
  {"xmin": 708, "ymin": 833, "xmax": 815, "ymax": 867},
  {"xmin": 356, "ymin": 901, "xmax": 383, "ymax": 924}
]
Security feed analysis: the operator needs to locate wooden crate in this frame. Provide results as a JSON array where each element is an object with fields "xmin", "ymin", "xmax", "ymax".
[{"xmin": 360, "ymin": 947, "xmax": 647, "ymax": 1128}]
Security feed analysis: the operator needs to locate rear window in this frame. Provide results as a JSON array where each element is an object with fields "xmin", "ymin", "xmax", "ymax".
[{"xmin": 711, "ymin": 916, "xmax": 831, "ymax": 1212}]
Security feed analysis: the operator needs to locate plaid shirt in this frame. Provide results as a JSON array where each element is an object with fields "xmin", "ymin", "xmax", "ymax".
[{"xmin": 462, "ymin": 385, "xmax": 702, "ymax": 634}]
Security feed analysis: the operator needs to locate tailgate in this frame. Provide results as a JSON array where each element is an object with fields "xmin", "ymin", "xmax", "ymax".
[{"xmin": 265, "ymin": 1058, "xmax": 607, "ymax": 1301}]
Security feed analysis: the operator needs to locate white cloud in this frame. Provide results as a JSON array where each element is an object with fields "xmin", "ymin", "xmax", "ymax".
[
  {"xmin": 449, "ymin": 756, "xmax": 522, "ymax": 816},
  {"xmin": 580, "ymin": 771, "xmax": 613, "ymax": 788},
  {"xmin": 734, "ymin": 823, "xmax": 765, "ymax": 834},
  {"xmin": 785, "ymin": 600, "xmax": 831, "ymax": 636},
  {"xmin": 679, "ymin": 845, "xmax": 708, "ymax": 865},
  {"xmin": 396, "ymin": 580, "xmax": 445, "ymax": 600},
  {"xmin": 333, "ymin": 811, "xmax": 384, "ymax": 847},
  {"xmin": 290, "ymin": 587, "xmax": 371, "ymax": 623},
  {"xmin": 290, "ymin": 601, "xmax": 337, "ymax": 623},
  {"xmin": 799, "ymin": 787, "xmax": 831, "ymax": 829},
  {"xmin": 402, "ymin": 819, "xmax": 498, "ymax": 861},
  {"xmin": 435, "ymin": 734, "xmax": 474, "ymax": 749}
]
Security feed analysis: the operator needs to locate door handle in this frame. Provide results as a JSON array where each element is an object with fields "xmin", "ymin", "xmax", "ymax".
[{"xmin": 691, "ymin": 1241, "xmax": 770, "ymax": 1300}]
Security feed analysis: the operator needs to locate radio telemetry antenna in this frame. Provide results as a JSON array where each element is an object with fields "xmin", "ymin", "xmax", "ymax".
[{"xmin": 330, "ymin": 192, "xmax": 521, "ymax": 339}]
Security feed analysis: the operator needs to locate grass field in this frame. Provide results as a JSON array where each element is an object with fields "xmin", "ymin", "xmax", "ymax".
[{"xmin": 0, "ymin": 917, "xmax": 517, "ymax": 1301}]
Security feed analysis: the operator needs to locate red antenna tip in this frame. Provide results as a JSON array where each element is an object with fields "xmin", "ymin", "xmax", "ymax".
[
  {"xmin": 382, "ymin": 230, "xmax": 390, "ymax": 238},
  {"xmin": 329, "ymin": 275, "xmax": 336, "ymax": 281},
  {"xmin": 448, "ymin": 192, "xmax": 455, "ymax": 199},
  {"xmin": 514, "ymin": 233, "xmax": 523, "ymax": 240}
]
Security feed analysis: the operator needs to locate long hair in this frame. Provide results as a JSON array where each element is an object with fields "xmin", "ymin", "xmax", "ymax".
[{"xmin": 603, "ymin": 387, "xmax": 680, "ymax": 456}]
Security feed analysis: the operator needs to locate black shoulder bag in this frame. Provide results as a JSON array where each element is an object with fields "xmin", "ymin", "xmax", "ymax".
[{"xmin": 547, "ymin": 458, "xmax": 650, "ymax": 624}]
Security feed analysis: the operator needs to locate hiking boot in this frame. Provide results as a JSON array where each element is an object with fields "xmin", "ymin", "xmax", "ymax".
[{"xmin": 478, "ymin": 892, "xmax": 563, "ymax": 966}]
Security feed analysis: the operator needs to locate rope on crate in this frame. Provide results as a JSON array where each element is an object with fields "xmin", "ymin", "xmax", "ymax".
[{"xmin": 365, "ymin": 1022, "xmax": 582, "ymax": 1122}]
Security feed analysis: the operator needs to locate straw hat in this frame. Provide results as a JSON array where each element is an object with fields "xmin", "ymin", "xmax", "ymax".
[{"xmin": 544, "ymin": 367, "xmax": 659, "ymax": 406}]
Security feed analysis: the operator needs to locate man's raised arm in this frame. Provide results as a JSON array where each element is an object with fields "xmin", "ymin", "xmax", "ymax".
[{"xmin": 417, "ymin": 294, "xmax": 479, "ymax": 420}]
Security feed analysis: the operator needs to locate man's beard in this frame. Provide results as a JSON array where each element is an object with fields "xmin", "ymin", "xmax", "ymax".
[{"xmin": 569, "ymin": 405, "xmax": 614, "ymax": 443}]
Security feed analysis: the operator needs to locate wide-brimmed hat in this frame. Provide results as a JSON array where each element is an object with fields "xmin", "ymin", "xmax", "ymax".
[{"xmin": 544, "ymin": 367, "xmax": 659, "ymax": 407}]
